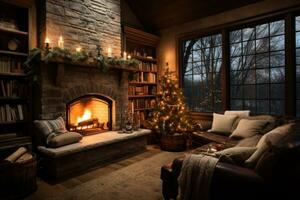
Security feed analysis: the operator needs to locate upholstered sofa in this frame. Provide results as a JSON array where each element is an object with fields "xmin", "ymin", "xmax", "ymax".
[{"xmin": 161, "ymin": 114, "xmax": 300, "ymax": 200}]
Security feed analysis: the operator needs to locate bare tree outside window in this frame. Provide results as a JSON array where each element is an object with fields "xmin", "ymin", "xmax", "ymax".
[
  {"xmin": 182, "ymin": 34, "xmax": 222, "ymax": 112},
  {"xmin": 230, "ymin": 19, "xmax": 285, "ymax": 115}
]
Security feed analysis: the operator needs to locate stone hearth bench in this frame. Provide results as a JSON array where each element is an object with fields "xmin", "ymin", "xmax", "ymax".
[{"xmin": 37, "ymin": 129, "xmax": 151, "ymax": 180}]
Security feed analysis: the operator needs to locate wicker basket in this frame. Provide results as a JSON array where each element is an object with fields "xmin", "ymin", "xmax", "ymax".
[
  {"xmin": 160, "ymin": 134, "xmax": 187, "ymax": 152},
  {"xmin": 0, "ymin": 154, "xmax": 37, "ymax": 199}
]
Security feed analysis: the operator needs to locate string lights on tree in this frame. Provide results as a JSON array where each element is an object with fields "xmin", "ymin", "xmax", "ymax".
[{"xmin": 150, "ymin": 67, "xmax": 191, "ymax": 135}]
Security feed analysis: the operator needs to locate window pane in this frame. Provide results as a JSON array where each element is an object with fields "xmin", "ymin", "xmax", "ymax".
[
  {"xmin": 256, "ymin": 23, "xmax": 269, "ymax": 38},
  {"xmin": 297, "ymin": 66, "xmax": 300, "ymax": 82},
  {"xmin": 296, "ymin": 16, "xmax": 300, "ymax": 31},
  {"xmin": 256, "ymin": 38, "xmax": 269, "ymax": 53},
  {"xmin": 270, "ymin": 20, "xmax": 284, "ymax": 36},
  {"xmin": 256, "ymin": 69, "xmax": 269, "ymax": 84},
  {"xmin": 230, "ymin": 30, "xmax": 242, "ymax": 43},
  {"xmin": 257, "ymin": 84, "xmax": 269, "ymax": 99},
  {"xmin": 231, "ymin": 100, "xmax": 243, "ymax": 110},
  {"xmin": 270, "ymin": 84, "xmax": 284, "ymax": 99},
  {"xmin": 256, "ymin": 53, "xmax": 269, "ymax": 68},
  {"xmin": 270, "ymin": 35, "xmax": 285, "ymax": 51},
  {"xmin": 296, "ymin": 32, "xmax": 300, "ymax": 48},
  {"xmin": 231, "ymin": 43, "xmax": 242, "ymax": 56},
  {"xmin": 270, "ymin": 51, "xmax": 285, "ymax": 67},
  {"xmin": 244, "ymin": 85, "xmax": 256, "ymax": 99},
  {"xmin": 230, "ymin": 19, "xmax": 285, "ymax": 116},
  {"xmin": 231, "ymin": 57, "xmax": 242, "ymax": 70},
  {"xmin": 271, "ymin": 100, "xmax": 284, "ymax": 115},
  {"xmin": 182, "ymin": 34, "xmax": 222, "ymax": 113},
  {"xmin": 243, "ymin": 27, "xmax": 255, "ymax": 41},
  {"xmin": 257, "ymin": 100, "xmax": 269, "ymax": 114},
  {"xmin": 270, "ymin": 67, "xmax": 285, "ymax": 83}
]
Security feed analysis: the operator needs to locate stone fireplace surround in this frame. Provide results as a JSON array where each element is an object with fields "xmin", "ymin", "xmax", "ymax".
[{"xmin": 35, "ymin": 61, "xmax": 129, "ymax": 131}]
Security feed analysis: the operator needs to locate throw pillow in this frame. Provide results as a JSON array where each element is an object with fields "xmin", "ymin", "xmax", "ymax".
[
  {"xmin": 225, "ymin": 110, "xmax": 251, "ymax": 130},
  {"xmin": 224, "ymin": 110, "xmax": 250, "ymax": 118},
  {"xmin": 245, "ymin": 115, "xmax": 277, "ymax": 134},
  {"xmin": 209, "ymin": 113, "xmax": 238, "ymax": 135},
  {"xmin": 245, "ymin": 123, "xmax": 295, "ymax": 167},
  {"xmin": 47, "ymin": 131, "xmax": 83, "ymax": 148},
  {"xmin": 215, "ymin": 146, "xmax": 256, "ymax": 165},
  {"xmin": 34, "ymin": 116, "xmax": 68, "ymax": 145},
  {"xmin": 230, "ymin": 119, "xmax": 268, "ymax": 139}
]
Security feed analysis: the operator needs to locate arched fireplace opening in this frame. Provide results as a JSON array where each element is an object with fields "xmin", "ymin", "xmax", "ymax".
[{"xmin": 66, "ymin": 94, "xmax": 113, "ymax": 136}]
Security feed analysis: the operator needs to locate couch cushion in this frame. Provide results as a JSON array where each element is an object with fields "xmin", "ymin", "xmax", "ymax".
[
  {"xmin": 236, "ymin": 135, "xmax": 262, "ymax": 147},
  {"xmin": 47, "ymin": 132, "xmax": 83, "ymax": 148},
  {"xmin": 245, "ymin": 123, "xmax": 295, "ymax": 167},
  {"xmin": 230, "ymin": 119, "xmax": 269, "ymax": 139},
  {"xmin": 37, "ymin": 129, "xmax": 151, "ymax": 158},
  {"xmin": 192, "ymin": 131, "xmax": 238, "ymax": 147},
  {"xmin": 209, "ymin": 113, "xmax": 238, "ymax": 135},
  {"xmin": 216, "ymin": 146, "xmax": 256, "ymax": 165}
]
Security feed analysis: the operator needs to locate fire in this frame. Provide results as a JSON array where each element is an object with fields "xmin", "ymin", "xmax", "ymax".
[{"xmin": 77, "ymin": 109, "xmax": 92, "ymax": 125}]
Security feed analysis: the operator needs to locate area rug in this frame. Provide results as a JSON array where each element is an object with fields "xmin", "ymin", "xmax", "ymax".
[{"xmin": 39, "ymin": 151, "xmax": 182, "ymax": 200}]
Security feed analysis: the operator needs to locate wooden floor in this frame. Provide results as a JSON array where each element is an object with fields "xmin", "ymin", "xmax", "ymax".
[{"xmin": 26, "ymin": 145, "xmax": 164, "ymax": 200}]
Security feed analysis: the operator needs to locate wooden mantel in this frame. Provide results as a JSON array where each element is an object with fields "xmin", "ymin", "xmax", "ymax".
[{"xmin": 41, "ymin": 59, "xmax": 138, "ymax": 87}]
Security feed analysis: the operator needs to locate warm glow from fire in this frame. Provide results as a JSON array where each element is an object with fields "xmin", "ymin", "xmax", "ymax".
[{"xmin": 76, "ymin": 109, "xmax": 92, "ymax": 125}]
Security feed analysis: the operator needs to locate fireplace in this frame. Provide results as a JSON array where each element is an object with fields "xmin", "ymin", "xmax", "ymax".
[{"xmin": 66, "ymin": 94, "xmax": 113, "ymax": 135}]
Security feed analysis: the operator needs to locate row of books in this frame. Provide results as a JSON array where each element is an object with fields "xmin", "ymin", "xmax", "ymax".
[
  {"xmin": 134, "ymin": 111, "xmax": 146, "ymax": 123},
  {"xmin": 0, "ymin": 134, "xmax": 31, "ymax": 151},
  {"xmin": 0, "ymin": 56, "xmax": 24, "ymax": 73},
  {"xmin": 129, "ymin": 99, "xmax": 156, "ymax": 110},
  {"xmin": 0, "ymin": 104, "xmax": 24, "ymax": 122},
  {"xmin": 131, "ymin": 72, "xmax": 157, "ymax": 83},
  {"xmin": 138, "ymin": 62, "xmax": 157, "ymax": 72},
  {"xmin": 128, "ymin": 85, "xmax": 157, "ymax": 96},
  {"xmin": 0, "ymin": 80, "xmax": 27, "ymax": 97}
]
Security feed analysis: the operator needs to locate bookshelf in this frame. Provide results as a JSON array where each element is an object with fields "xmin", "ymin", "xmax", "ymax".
[
  {"xmin": 123, "ymin": 26, "xmax": 160, "ymax": 128},
  {"xmin": 0, "ymin": 0, "xmax": 36, "ymax": 155}
]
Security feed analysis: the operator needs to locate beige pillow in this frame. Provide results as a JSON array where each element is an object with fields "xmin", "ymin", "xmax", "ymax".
[
  {"xmin": 47, "ymin": 132, "xmax": 83, "ymax": 148},
  {"xmin": 209, "ymin": 113, "xmax": 238, "ymax": 135},
  {"xmin": 245, "ymin": 123, "xmax": 295, "ymax": 166},
  {"xmin": 216, "ymin": 147, "xmax": 256, "ymax": 165},
  {"xmin": 230, "ymin": 119, "xmax": 268, "ymax": 139},
  {"xmin": 224, "ymin": 110, "xmax": 250, "ymax": 118},
  {"xmin": 225, "ymin": 110, "xmax": 250, "ymax": 131}
]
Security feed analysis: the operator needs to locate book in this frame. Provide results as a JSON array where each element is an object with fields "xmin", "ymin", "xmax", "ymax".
[{"xmin": 17, "ymin": 104, "xmax": 23, "ymax": 120}]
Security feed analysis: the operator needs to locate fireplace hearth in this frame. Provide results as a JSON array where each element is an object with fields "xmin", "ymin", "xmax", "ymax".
[{"xmin": 67, "ymin": 95, "xmax": 113, "ymax": 135}]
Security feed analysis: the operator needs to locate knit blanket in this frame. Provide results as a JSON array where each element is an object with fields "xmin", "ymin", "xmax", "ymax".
[{"xmin": 178, "ymin": 154, "xmax": 219, "ymax": 200}]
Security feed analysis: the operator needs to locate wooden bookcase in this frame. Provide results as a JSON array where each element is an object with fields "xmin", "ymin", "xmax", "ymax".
[
  {"xmin": 123, "ymin": 26, "xmax": 160, "ymax": 127},
  {"xmin": 0, "ymin": 0, "xmax": 36, "ymax": 155}
]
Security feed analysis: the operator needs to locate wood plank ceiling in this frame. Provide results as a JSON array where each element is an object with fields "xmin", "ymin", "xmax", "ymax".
[{"xmin": 125, "ymin": 0, "xmax": 264, "ymax": 31}]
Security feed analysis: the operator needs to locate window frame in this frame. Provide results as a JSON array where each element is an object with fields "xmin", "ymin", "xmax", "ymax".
[{"xmin": 178, "ymin": 8, "xmax": 300, "ymax": 117}]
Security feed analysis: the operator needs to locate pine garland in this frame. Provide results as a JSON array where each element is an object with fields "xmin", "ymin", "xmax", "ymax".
[{"xmin": 24, "ymin": 47, "xmax": 140, "ymax": 73}]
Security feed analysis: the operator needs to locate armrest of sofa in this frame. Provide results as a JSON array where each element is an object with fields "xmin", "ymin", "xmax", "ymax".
[{"xmin": 214, "ymin": 162, "xmax": 263, "ymax": 183}]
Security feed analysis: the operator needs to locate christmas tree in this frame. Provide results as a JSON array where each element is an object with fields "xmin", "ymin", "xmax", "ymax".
[{"xmin": 150, "ymin": 68, "xmax": 190, "ymax": 135}]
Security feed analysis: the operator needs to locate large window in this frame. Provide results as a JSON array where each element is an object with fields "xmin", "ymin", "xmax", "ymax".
[
  {"xmin": 229, "ymin": 20, "xmax": 285, "ymax": 115},
  {"xmin": 182, "ymin": 34, "xmax": 222, "ymax": 112},
  {"xmin": 296, "ymin": 16, "xmax": 300, "ymax": 117}
]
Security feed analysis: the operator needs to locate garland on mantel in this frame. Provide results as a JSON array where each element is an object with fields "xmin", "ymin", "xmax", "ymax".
[{"xmin": 24, "ymin": 47, "xmax": 140, "ymax": 73}]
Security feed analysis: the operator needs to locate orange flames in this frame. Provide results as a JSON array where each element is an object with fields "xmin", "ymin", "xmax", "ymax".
[{"xmin": 76, "ymin": 109, "xmax": 92, "ymax": 125}]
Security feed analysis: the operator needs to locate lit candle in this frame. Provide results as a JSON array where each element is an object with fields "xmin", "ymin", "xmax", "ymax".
[
  {"xmin": 76, "ymin": 47, "xmax": 81, "ymax": 52},
  {"xmin": 123, "ymin": 51, "xmax": 127, "ymax": 60},
  {"xmin": 58, "ymin": 36, "xmax": 64, "ymax": 49},
  {"xmin": 45, "ymin": 37, "xmax": 50, "ymax": 49},
  {"xmin": 107, "ymin": 47, "xmax": 112, "ymax": 57},
  {"xmin": 127, "ymin": 55, "xmax": 131, "ymax": 60}
]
